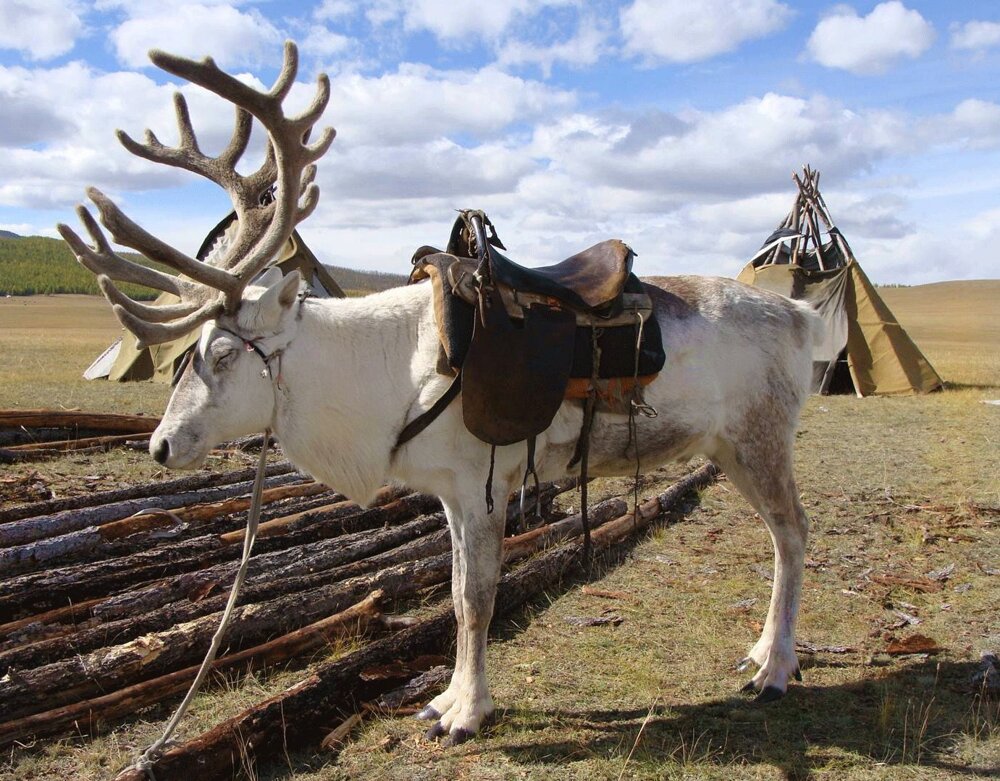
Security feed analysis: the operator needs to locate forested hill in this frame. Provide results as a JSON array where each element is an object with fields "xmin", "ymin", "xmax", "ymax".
[
  {"xmin": 0, "ymin": 236, "xmax": 160, "ymax": 298},
  {"xmin": 0, "ymin": 235, "xmax": 406, "ymax": 297}
]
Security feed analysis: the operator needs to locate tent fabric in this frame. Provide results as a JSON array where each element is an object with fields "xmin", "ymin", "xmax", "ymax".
[
  {"xmin": 737, "ymin": 165, "xmax": 942, "ymax": 397},
  {"xmin": 88, "ymin": 222, "xmax": 344, "ymax": 383},
  {"xmin": 737, "ymin": 259, "xmax": 942, "ymax": 396}
]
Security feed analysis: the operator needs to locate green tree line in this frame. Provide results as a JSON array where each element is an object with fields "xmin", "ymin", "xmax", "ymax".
[
  {"xmin": 0, "ymin": 236, "xmax": 162, "ymax": 298},
  {"xmin": 0, "ymin": 236, "xmax": 408, "ymax": 298}
]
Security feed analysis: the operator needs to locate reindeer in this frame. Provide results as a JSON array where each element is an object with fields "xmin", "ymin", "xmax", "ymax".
[{"xmin": 60, "ymin": 43, "xmax": 823, "ymax": 745}]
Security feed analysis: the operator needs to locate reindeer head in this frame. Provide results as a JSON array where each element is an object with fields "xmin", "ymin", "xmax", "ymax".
[{"xmin": 58, "ymin": 41, "xmax": 335, "ymax": 468}]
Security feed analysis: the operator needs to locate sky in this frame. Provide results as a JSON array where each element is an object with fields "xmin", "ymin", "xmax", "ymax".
[{"xmin": 1, "ymin": 0, "xmax": 999, "ymax": 285}]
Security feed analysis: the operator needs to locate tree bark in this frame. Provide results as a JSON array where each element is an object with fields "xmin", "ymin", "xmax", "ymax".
[
  {"xmin": 0, "ymin": 592, "xmax": 385, "ymax": 749},
  {"xmin": 0, "ymin": 473, "xmax": 310, "ymax": 548},
  {"xmin": 0, "ymin": 462, "xmax": 296, "ymax": 526},
  {"xmin": 0, "ymin": 410, "xmax": 160, "ymax": 433}
]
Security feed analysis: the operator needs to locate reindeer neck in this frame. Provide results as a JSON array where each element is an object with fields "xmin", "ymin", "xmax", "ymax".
[{"xmin": 269, "ymin": 284, "xmax": 431, "ymax": 504}]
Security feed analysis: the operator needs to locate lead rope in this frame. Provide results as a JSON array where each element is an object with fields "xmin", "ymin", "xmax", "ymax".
[
  {"xmin": 132, "ymin": 427, "xmax": 270, "ymax": 779},
  {"xmin": 133, "ymin": 344, "xmax": 283, "ymax": 779}
]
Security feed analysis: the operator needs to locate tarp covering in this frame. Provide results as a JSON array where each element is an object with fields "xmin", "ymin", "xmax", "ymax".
[
  {"xmin": 737, "ymin": 259, "xmax": 942, "ymax": 396},
  {"xmin": 88, "ymin": 220, "xmax": 344, "ymax": 383}
]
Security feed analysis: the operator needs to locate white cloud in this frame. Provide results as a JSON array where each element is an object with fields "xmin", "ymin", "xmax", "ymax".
[
  {"xmin": 301, "ymin": 26, "xmax": 353, "ymax": 60},
  {"xmin": 326, "ymin": 64, "xmax": 575, "ymax": 147},
  {"xmin": 368, "ymin": 0, "xmax": 573, "ymax": 42},
  {"xmin": 620, "ymin": 0, "xmax": 792, "ymax": 64},
  {"xmin": 911, "ymin": 99, "xmax": 1000, "ymax": 151},
  {"xmin": 0, "ymin": 0, "xmax": 83, "ymax": 61},
  {"xmin": 806, "ymin": 1, "xmax": 935, "ymax": 75},
  {"xmin": 314, "ymin": 0, "xmax": 354, "ymax": 22},
  {"xmin": 110, "ymin": 3, "xmax": 282, "ymax": 69},
  {"xmin": 498, "ymin": 17, "xmax": 609, "ymax": 76},
  {"xmin": 529, "ymin": 94, "xmax": 909, "ymax": 200},
  {"xmin": 950, "ymin": 20, "xmax": 1000, "ymax": 52}
]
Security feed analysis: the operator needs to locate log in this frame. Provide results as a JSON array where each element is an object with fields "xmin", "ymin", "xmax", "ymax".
[
  {"xmin": 218, "ymin": 484, "xmax": 410, "ymax": 545},
  {"xmin": 0, "ymin": 478, "xmax": 326, "ymax": 575},
  {"xmin": 0, "ymin": 479, "xmax": 615, "ymax": 719},
  {"xmin": 1, "ymin": 432, "xmax": 152, "ymax": 454},
  {"xmin": 0, "ymin": 592, "xmax": 384, "ymax": 749},
  {"xmin": 107, "ymin": 464, "xmax": 718, "ymax": 780},
  {"xmin": 0, "ymin": 409, "xmax": 160, "ymax": 433},
  {"xmin": 0, "ymin": 481, "xmax": 577, "ymax": 668},
  {"xmin": 0, "ymin": 492, "xmax": 434, "ymax": 621},
  {"xmin": 0, "ymin": 554, "xmax": 455, "ymax": 720},
  {"xmin": 92, "ymin": 508, "xmax": 441, "ymax": 622},
  {"xmin": 0, "ymin": 514, "xmax": 448, "ymax": 673},
  {"xmin": 0, "ymin": 426, "xmax": 118, "ymax": 447},
  {"xmin": 0, "ymin": 472, "xmax": 310, "ymax": 548},
  {"xmin": 0, "ymin": 462, "xmax": 296, "ymax": 526}
]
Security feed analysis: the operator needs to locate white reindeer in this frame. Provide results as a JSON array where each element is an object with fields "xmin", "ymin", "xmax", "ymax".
[{"xmin": 60, "ymin": 43, "xmax": 823, "ymax": 745}]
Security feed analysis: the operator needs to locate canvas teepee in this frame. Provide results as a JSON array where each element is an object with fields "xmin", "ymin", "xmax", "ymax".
[
  {"xmin": 737, "ymin": 166, "xmax": 942, "ymax": 396},
  {"xmin": 85, "ymin": 209, "xmax": 345, "ymax": 383}
]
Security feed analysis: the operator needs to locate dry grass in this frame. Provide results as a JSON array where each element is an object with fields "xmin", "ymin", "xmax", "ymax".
[{"xmin": 1, "ymin": 282, "xmax": 998, "ymax": 780}]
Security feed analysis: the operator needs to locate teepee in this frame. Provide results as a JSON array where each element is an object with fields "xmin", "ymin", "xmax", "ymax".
[
  {"xmin": 85, "ymin": 208, "xmax": 344, "ymax": 383},
  {"xmin": 737, "ymin": 166, "xmax": 942, "ymax": 396}
]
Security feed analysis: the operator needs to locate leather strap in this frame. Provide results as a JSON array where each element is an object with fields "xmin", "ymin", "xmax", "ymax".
[{"xmin": 392, "ymin": 372, "xmax": 463, "ymax": 452}]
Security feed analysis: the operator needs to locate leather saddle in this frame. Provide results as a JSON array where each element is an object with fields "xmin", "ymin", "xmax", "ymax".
[{"xmin": 407, "ymin": 211, "xmax": 665, "ymax": 449}]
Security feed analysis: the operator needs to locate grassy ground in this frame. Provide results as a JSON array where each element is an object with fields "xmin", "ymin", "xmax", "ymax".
[{"xmin": 1, "ymin": 282, "xmax": 998, "ymax": 780}]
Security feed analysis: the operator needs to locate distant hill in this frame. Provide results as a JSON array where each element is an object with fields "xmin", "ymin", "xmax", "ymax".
[
  {"xmin": 325, "ymin": 264, "xmax": 407, "ymax": 293},
  {"xmin": 0, "ymin": 235, "xmax": 407, "ymax": 297},
  {"xmin": 0, "ymin": 235, "xmax": 161, "ymax": 298}
]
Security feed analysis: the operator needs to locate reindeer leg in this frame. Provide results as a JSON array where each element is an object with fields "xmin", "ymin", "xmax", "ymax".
[
  {"xmin": 717, "ymin": 433, "xmax": 809, "ymax": 703},
  {"xmin": 416, "ymin": 539, "xmax": 465, "ymax": 725},
  {"xmin": 420, "ymin": 495, "xmax": 506, "ymax": 744}
]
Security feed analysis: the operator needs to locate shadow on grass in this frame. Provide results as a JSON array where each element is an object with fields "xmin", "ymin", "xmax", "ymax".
[{"xmin": 492, "ymin": 659, "xmax": 998, "ymax": 780}]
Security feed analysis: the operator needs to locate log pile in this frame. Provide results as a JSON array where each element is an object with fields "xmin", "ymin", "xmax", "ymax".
[
  {"xmin": 0, "ymin": 450, "xmax": 718, "ymax": 779},
  {"xmin": 0, "ymin": 409, "xmax": 162, "ymax": 462}
]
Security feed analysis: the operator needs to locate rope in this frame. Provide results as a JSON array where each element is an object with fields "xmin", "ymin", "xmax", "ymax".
[{"xmin": 132, "ymin": 428, "xmax": 271, "ymax": 779}]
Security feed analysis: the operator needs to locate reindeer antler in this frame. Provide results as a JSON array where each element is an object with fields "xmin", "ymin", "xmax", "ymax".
[{"xmin": 57, "ymin": 41, "xmax": 335, "ymax": 347}]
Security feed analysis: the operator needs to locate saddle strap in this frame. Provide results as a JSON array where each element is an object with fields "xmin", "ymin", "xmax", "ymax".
[{"xmin": 392, "ymin": 373, "xmax": 462, "ymax": 452}]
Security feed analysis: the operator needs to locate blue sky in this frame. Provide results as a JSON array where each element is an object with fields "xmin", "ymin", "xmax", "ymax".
[{"xmin": 1, "ymin": 0, "xmax": 998, "ymax": 284}]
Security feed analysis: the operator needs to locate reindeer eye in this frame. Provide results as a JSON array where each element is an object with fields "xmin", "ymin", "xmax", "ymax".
[{"xmin": 214, "ymin": 349, "xmax": 237, "ymax": 370}]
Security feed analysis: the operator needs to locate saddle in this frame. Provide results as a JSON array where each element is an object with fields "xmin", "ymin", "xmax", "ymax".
[
  {"xmin": 398, "ymin": 211, "xmax": 664, "ymax": 547},
  {"xmin": 400, "ymin": 211, "xmax": 664, "ymax": 448}
]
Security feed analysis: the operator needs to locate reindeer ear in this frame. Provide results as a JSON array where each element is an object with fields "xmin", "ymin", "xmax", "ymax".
[
  {"xmin": 254, "ymin": 266, "xmax": 285, "ymax": 290},
  {"xmin": 256, "ymin": 269, "xmax": 302, "ymax": 327}
]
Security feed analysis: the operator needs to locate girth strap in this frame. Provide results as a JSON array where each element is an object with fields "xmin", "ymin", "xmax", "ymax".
[{"xmin": 393, "ymin": 372, "xmax": 463, "ymax": 452}]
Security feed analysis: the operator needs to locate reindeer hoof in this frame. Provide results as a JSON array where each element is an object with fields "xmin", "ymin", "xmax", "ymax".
[
  {"xmin": 794, "ymin": 667, "xmax": 803, "ymax": 682},
  {"xmin": 442, "ymin": 727, "xmax": 473, "ymax": 747},
  {"xmin": 424, "ymin": 721, "xmax": 447, "ymax": 740},
  {"xmin": 415, "ymin": 706, "xmax": 440, "ymax": 721},
  {"xmin": 740, "ymin": 680, "xmax": 759, "ymax": 694},
  {"xmin": 753, "ymin": 685, "xmax": 785, "ymax": 704}
]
